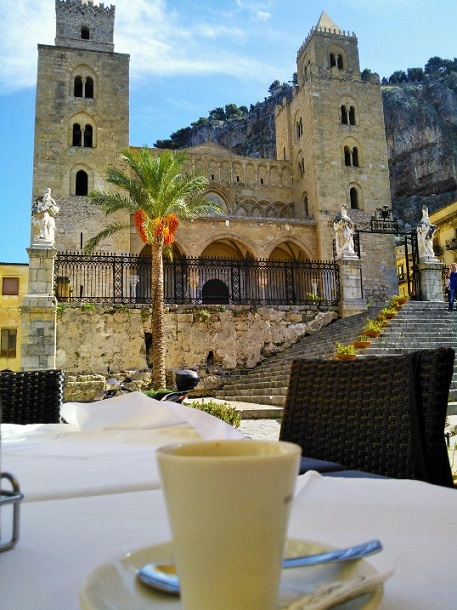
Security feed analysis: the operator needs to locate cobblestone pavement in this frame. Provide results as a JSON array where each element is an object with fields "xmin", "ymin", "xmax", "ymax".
[{"xmin": 239, "ymin": 418, "xmax": 281, "ymax": 441}]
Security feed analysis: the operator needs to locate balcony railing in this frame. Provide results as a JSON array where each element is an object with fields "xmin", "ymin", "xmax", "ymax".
[{"xmin": 54, "ymin": 252, "xmax": 340, "ymax": 307}]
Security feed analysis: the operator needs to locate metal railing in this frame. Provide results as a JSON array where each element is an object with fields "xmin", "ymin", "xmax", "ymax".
[{"xmin": 55, "ymin": 252, "xmax": 340, "ymax": 307}]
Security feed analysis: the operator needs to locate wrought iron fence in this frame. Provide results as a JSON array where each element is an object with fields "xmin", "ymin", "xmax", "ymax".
[{"xmin": 54, "ymin": 252, "xmax": 340, "ymax": 307}]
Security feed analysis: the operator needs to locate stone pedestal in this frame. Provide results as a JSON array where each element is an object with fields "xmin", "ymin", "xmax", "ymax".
[
  {"xmin": 336, "ymin": 256, "xmax": 367, "ymax": 318},
  {"xmin": 20, "ymin": 246, "xmax": 57, "ymax": 371},
  {"xmin": 418, "ymin": 261, "xmax": 445, "ymax": 302}
]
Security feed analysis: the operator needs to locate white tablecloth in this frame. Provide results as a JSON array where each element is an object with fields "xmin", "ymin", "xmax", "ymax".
[
  {"xmin": 1, "ymin": 473, "xmax": 456, "ymax": 609},
  {"xmin": 1, "ymin": 392, "xmax": 245, "ymax": 501},
  {"xmin": 2, "ymin": 394, "xmax": 457, "ymax": 608}
]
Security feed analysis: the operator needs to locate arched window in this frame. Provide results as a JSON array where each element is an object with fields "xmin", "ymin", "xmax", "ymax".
[
  {"xmin": 298, "ymin": 157, "xmax": 305, "ymax": 175},
  {"xmin": 202, "ymin": 279, "xmax": 230, "ymax": 304},
  {"xmin": 73, "ymin": 76, "xmax": 94, "ymax": 99},
  {"xmin": 74, "ymin": 76, "xmax": 83, "ymax": 97},
  {"xmin": 81, "ymin": 27, "xmax": 90, "ymax": 40},
  {"xmin": 330, "ymin": 53, "xmax": 336, "ymax": 68},
  {"xmin": 75, "ymin": 170, "xmax": 88, "ymax": 196},
  {"xmin": 303, "ymin": 194, "xmax": 309, "ymax": 217},
  {"xmin": 72, "ymin": 123, "xmax": 82, "ymax": 147},
  {"xmin": 85, "ymin": 77, "xmax": 94, "ymax": 98},
  {"xmin": 341, "ymin": 105, "xmax": 348, "ymax": 125},
  {"xmin": 337, "ymin": 54, "xmax": 344, "ymax": 69},
  {"xmin": 344, "ymin": 146, "xmax": 359, "ymax": 167},
  {"xmin": 350, "ymin": 187, "xmax": 359, "ymax": 209},
  {"xmin": 83, "ymin": 124, "xmax": 93, "ymax": 148},
  {"xmin": 352, "ymin": 147, "xmax": 359, "ymax": 167},
  {"xmin": 349, "ymin": 106, "xmax": 356, "ymax": 125}
]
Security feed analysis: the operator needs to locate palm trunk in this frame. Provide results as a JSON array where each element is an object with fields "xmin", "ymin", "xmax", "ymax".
[{"xmin": 151, "ymin": 239, "xmax": 166, "ymax": 389}]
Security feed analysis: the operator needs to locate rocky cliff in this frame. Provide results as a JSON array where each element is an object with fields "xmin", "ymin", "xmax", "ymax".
[{"xmin": 175, "ymin": 81, "xmax": 457, "ymax": 225}]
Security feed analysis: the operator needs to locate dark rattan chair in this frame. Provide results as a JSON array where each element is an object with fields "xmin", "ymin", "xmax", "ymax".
[
  {"xmin": 0, "ymin": 369, "xmax": 65, "ymax": 424},
  {"xmin": 279, "ymin": 348, "xmax": 455, "ymax": 487}
]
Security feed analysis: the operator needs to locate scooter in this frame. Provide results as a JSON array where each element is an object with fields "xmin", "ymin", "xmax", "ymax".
[
  {"xmin": 152, "ymin": 369, "xmax": 200, "ymax": 403},
  {"xmin": 94, "ymin": 369, "xmax": 200, "ymax": 404},
  {"xmin": 93, "ymin": 377, "xmax": 132, "ymax": 400}
]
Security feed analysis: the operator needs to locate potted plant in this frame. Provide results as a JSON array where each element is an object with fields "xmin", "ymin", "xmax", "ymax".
[
  {"xmin": 362, "ymin": 319, "xmax": 383, "ymax": 337},
  {"xmin": 353, "ymin": 335, "xmax": 372, "ymax": 349},
  {"xmin": 335, "ymin": 342, "xmax": 357, "ymax": 360},
  {"xmin": 376, "ymin": 313, "xmax": 389, "ymax": 326},
  {"xmin": 391, "ymin": 294, "xmax": 409, "ymax": 306},
  {"xmin": 380, "ymin": 307, "xmax": 397, "ymax": 319}
]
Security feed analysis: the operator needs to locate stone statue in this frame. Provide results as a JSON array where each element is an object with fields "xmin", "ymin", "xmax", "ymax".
[
  {"xmin": 416, "ymin": 205, "xmax": 437, "ymax": 260},
  {"xmin": 32, "ymin": 188, "xmax": 60, "ymax": 244},
  {"xmin": 333, "ymin": 204, "xmax": 356, "ymax": 258}
]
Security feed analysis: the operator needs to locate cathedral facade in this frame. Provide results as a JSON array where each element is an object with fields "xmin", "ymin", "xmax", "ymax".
[{"xmin": 32, "ymin": 1, "xmax": 398, "ymax": 305}]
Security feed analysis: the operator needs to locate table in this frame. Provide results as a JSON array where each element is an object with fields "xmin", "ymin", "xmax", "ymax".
[
  {"xmin": 2, "ymin": 394, "xmax": 457, "ymax": 608},
  {"xmin": 1, "ymin": 475, "xmax": 456, "ymax": 609}
]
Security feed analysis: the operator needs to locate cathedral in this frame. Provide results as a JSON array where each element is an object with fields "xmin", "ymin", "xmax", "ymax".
[{"xmin": 32, "ymin": 0, "xmax": 398, "ymax": 306}]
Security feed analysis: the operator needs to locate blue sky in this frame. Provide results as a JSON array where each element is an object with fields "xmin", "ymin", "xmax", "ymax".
[{"xmin": 1, "ymin": 0, "xmax": 456, "ymax": 263}]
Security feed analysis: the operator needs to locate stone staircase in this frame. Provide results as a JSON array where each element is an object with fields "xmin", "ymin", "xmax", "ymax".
[{"xmin": 215, "ymin": 301, "xmax": 457, "ymax": 407}]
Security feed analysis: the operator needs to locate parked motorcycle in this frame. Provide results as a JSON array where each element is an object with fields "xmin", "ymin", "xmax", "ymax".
[
  {"xmin": 93, "ymin": 377, "xmax": 133, "ymax": 400},
  {"xmin": 152, "ymin": 369, "xmax": 200, "ymax": 403},
  {"xmin": 94, "ymin": 369, "xmax": 200, "ymax": 404}
]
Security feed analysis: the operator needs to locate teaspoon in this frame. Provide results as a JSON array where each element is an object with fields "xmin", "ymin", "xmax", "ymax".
[{"xmin": 138, "ymin": 538, "xmax": 382, "ymax": 594}]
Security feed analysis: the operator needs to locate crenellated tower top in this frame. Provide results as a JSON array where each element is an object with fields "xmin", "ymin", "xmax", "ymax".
[
  {"xmin": 297, "ymin": 12, "xmax": 357, "ymax": 62},
  {"xmin": 55, "ymin": 0, "xmax": 116, "ymax": 52},
  {"xmin": 295, "ymin": 11, "xmax": 360, "ymax": 87}
]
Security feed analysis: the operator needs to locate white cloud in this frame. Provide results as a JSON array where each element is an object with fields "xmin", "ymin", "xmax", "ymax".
[
  {"xmin": 0, "ymin": 0, "xmax": 275, "ymax": 94},
  {"xmin": 0, "ymin": 0, "xmax": 54, "ymax": 92},
  {"xmin": 256, "ymin": 11, "xmax": 271, "ymax": 21}
]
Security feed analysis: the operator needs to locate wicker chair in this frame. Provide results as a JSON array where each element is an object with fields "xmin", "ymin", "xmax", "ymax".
[
  {"xmin": 279, "ymin": 348, "xmax": 455, "ymax": 487},
  {"xmin": 0, "ymin": 369, "xmax": 65, "ymax": 424}
]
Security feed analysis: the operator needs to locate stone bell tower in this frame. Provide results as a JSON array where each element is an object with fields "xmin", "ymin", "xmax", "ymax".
[
  {"xmin": 275, "ymin": 12, "xmax": 397, "ymax": 302},
  {"xmin": 32, "ymin": 0, "xmax": 130, "ymax": 253}
]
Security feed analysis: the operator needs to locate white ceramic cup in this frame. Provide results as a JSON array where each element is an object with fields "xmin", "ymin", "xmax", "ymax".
[{"xmin": 156, "ymin": 439, "xmax": 301, "ymax": 610}]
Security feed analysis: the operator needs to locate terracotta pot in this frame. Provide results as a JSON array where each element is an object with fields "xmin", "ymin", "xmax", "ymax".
[
  {"xmin": 384, "ymin": 312, "xmax": 396, "ymax": 319},
  {"xmin": 364, "ymin": 330, "xmax": 381, "ymax": 338},
  {"xmin": 353, "ymin": 341, "xmax": 372, "ymax": 349},
  {"xmin": 336, "ymin": 353, "xmax": 357, "ymax": 360}
]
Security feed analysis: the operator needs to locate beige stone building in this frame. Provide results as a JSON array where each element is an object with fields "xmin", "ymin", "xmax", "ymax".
[
  {"xmin": 430, "ymin": 200, "xmax": 457, "ymax": 268},
  {"xmin": 0, "ymin": 263, "xmax": 29, "ymax": 371},
  {"xmin": 31, "ymin": 2, "xmax": 398, "ymax": 307}
]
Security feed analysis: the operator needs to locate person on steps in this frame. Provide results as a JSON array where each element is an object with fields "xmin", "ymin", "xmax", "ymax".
[{"xmin": 447, "ymin": 263, "xmax": 457, "ymax": 311}]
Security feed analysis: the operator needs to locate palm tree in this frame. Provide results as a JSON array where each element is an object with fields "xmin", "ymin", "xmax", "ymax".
[{"xmin": 85, "ymin": 147, "xmax": 218, "ymax": 388}]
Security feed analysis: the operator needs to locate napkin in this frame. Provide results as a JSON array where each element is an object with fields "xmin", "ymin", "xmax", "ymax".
[
  {"xmin": 283, "ymin": 570, "xmax": 393, "ymax": 610},
  {"xmin": 60, "ymin": 391, "xmax": 245, "ymax": 440}
]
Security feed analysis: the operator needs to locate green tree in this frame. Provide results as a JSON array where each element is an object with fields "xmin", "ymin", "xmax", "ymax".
[
  {"xmin": 407, "ymin": 67, "xmax": 424, "ymax": 82},
  {"xmin": 85, "ymin": 148, "xmax": 219, "ymax": 388},
  {"xmin": 268, "ymin": 79, "xmax": 281, "ymax": 94},
  {"xmin": 154, "ymin": 126, "xmax": 192, "ymax": 149},
  {"xmin": 209, "ymin": 107, "xmax": 226, "ymax": 120},
  {"xmin": 389, "ymin": 70, "xmax": 408, "ymax": 84}
]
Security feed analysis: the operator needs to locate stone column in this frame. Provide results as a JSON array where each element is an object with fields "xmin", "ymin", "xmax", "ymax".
[
  {"xmin": 418, "ymin": 261, "xmax": 445, "ymax": 302},
  {"xmin": 336, "ymin": 256, "xmax": 367, "ymax": 318},
  {"xmin": 20, "ymin": 245, "xmax": 57, "ymax": 370}
]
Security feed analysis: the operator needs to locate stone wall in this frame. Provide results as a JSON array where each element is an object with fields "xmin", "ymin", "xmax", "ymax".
[{"xmin": 57, "ymin": 304, "xmax": 338, "ymax": 397}]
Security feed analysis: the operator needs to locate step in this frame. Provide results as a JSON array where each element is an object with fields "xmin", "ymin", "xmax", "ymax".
[{"xmin": 215, "ymin": 301, "xmax": 457, "ymax": 406}]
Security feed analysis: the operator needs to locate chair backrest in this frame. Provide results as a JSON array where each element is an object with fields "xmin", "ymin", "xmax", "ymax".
[
  {"xmin": 0, "ymin": 370, "xmax": 65, "ymax": 424},
  {"xmin": 279, "ymin": 348, "xmax": 455, "ymax": 487}
]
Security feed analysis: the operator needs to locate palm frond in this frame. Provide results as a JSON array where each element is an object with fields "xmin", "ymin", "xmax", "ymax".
[
  {"xmin": 89, "ymin": 190, "xmax": 136, "ymax": 214},
  {"xmin": 84, "ymin": 221, "xmax": 131, "ymax": 253}
]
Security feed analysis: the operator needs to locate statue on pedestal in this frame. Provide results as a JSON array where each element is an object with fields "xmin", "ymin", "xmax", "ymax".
[
  {"xmin": 416, "ymin": 205, "xmax": 437, "ymax": 260},
  {"xmin": 333, "ymin": 204, "xmax": 356, "ymax": 258},
  {"xmin": 32, "ymin": 188, "xmax": 60, "ymax": 245}
]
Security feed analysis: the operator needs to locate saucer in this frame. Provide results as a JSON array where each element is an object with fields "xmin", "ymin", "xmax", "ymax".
[{"xmin": 80, "ymin": 538, "xmax": 383, "ymax": 609}]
